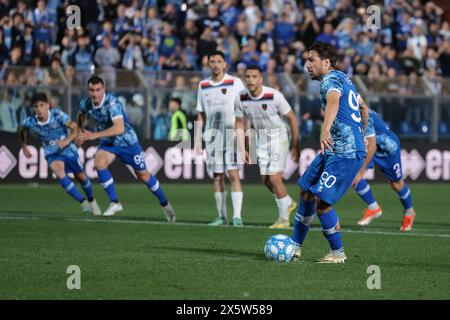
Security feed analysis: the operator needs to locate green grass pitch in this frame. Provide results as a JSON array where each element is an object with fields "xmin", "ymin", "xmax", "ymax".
[{"xmin": 0, "ymin": 183, "xmax": 449, "ymax": 299}]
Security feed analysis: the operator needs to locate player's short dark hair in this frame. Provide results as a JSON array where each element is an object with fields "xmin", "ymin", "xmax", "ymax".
[
  {"xmin": 31, "ymin": 92, "xmax": 48, "ymax": 105},
  {"xmin": 307, "ymin": 41, "xmax": 338, "ymax": 68},
  {"xmin": 246, "ymin": 65, "xmax": 263, "ymax": 74},
  {"xmin": 169, "ymin": 97, "xmax": 182, "ymax": 106},
  {"xmin": 87, "ymin": 75, "xmax": 105, "ymax": 87},
  {"xmin": 208, "ymin": 50, "xmax": 226, "ymax": 61}
]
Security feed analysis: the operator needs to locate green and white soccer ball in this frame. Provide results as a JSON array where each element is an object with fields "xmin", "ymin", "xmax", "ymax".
[{"xmin": 264, "ymin": 234, "xmax": 297, "ymax": 262}]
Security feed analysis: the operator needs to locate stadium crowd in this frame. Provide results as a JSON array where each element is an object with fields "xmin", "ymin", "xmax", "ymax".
[{"xmin": 0, "ymin": 0, "xmax": 449, "ymax": 138}]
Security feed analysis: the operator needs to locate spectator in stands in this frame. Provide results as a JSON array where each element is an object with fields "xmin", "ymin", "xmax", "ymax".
[
  {"xmin": 33, "ymin": 0, "xmax": 52, "ymax": 45},
  {"xmin": 0, "ymin": 29, "xmax": 10, "ymax": 65},
  {"xmin": 221, "ymin": 0, "xmax": 240, "ymax": 29},
  {"xmin": 407, "ymin": 24, "xmax": 428, "ymax": 61},
  {"xmin": 120, "ymin": 32, "xmax": 144, "ymax": 71},
  {"xmin": 95, "ymin": 34, "xmax": 120, "ymax": 87},
  {"xmin": 71, "ymin": 34, "xmax": 93, "ymax": 85},
  {"xmin": 200, "ymin": 3, "xmax": 223, "ymax": 38},
  {"xmin": 316, "ymin": 22, "xmax": 339, "ymax": 48},
  {"xmin": 1, "ymin": 16, "xmax": 23, "ymax": 53},
  {"xmin": 0, "ymin": 88, "xmax": 22, "ymax": 133},
  {"xmin": 197, "ymin": 26, "xmax": 217, "ymax": 64},
  {"xmin": 299, "ymin": 8, "xmax": 320, "ymax": 49},
  {"xmin": 355, "ymin": 31, "xmax": 374, "ymax": 58},
  {"xmin": 239, "ymin": 36, "xmax": 260, "ymax": 67},
  {"xmin": 438, "ymin": 40, "xmax": 450, "ymax": 76},
  {"xmin": 159, "ymin": 22, "xmax": 180, "ymax": 59},
  {"xmin": 96, "ymin": 20, "xmax": 119, "ymax": 49},
  {"xmin": 275, "ymin": 11, "xmax": 295, "ymax": 48}
]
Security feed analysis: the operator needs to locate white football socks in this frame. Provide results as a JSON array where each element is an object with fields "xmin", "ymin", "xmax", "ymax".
[
  {"xmin": 214, "ymin": 192, "xmax": 227, "ymax": 219},
  {"xmin": 275, "ymin": 195, "xmax": 292, "ymax": 220},
  {"xmin": 231, "ymin": 192, "xmax": 243, "ymax": 220}
]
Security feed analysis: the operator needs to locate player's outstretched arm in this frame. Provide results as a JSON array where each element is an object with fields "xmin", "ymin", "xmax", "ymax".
[
  {"xmin": 78, "ymin": 118, "xmax": 125, "ymax": 142},
  {"xmin": 285, "ymin": 110, "xmax": 300, "ymax": 162},
  {"xmin": 321, "ymin": 91, "xmax": 340, "ymax": 153},
  {"xmin": 194, "ymin": 112, "xmax": 205, "ymax": 155},
  {"xmin": 352, "ymin": 136, "xmax": 376, "ymax": 187},
  {"xmin": 19, "ymin": 126, "xmax": 32, "ymax": 159}
]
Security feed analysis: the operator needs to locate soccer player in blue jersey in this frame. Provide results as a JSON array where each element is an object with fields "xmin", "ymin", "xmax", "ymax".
[
  {"xmin": 20, "ymin": 92, "xmax": 101, "ymax": 216},
  {"xmin": 352, "ymin": 109, "xmax": 416, "ymax": 231},
  {"xmin": 291, "ymin": 42, "xmax": 368, "ymax": 263},
  {"xmin": 77, "ymin": 76, "xmax": 176, "ymax": 221}
]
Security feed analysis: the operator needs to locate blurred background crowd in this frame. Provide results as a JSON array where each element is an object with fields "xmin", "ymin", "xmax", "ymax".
[{"xmin": 1, "ymin": 0, "xmax": 450, "ymax": 141}]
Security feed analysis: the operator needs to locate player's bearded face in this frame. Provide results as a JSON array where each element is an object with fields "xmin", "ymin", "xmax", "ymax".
[
  {"xmin": 33, "ymin": 101, "xmax": 49, "ymax": 120},
  {"xmin": 208, "ymin": 55, "xmax": 226, "ymax": 76},
  {"xmin": 88, "ymin": 83, "xmax": 105, "ymax": 104},
  {"xmin": 306, "ymin": 51, "xmax": 325, "ymax": 80},
  {"xmin": 245, "ymin": 70, "xmax": 263, "ymax": 93}
]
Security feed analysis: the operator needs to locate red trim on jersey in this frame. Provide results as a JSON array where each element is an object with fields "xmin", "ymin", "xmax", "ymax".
[
  {"xmin": 200, "ymin": 79, "xmax": 234, "ymax": 89},
  {"xmin": 261, "ymin": 93, "xmax": 274, "ymax": 100}
]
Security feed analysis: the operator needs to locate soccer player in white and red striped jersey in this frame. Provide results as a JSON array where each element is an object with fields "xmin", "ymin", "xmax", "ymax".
[
  {"xmin": 195, "ymin": 50, "xmax": 246, "ymax": 226},
  {"xmin": 235, "ymin": 65, "xmax": 300, "ymax": 228}
]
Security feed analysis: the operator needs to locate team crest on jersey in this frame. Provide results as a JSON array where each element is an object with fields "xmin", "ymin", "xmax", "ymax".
[
  {"xmin": 262, "ymin": 104, "xmax": 267, "ymax": 111},
  {"xmin": 221, "ymin": 88, "xmax": 227, "ymax": 95}
]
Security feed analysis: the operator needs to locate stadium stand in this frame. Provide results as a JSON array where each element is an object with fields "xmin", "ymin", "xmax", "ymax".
[{"xmin": 0, "ymin": 0, "xmax": 449, "ymax": 141}]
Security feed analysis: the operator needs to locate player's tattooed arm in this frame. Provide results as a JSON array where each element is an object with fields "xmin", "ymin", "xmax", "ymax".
[
  {"xmin": 194, "ymin": 112, "xmax": 205, "ymax": 155},
  {"xmin": 19, "ymin": 126, "xmax": 32, "ymax": 159},
  {"xmin": 358, "ymin": 96, "xmax": 369, "ymax": 133},
  {"xmin": 352, "ymin": 135, "xmax": 376, "ymax": 187},
  {"xmin": 285, "ymin": 110, "xmax": 300, "ymax": 162}
]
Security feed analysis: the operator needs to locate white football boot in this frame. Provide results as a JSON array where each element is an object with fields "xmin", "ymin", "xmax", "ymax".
[
  {"xmin": 293, "ymin": 246, "xmax": 302, "ymax": 262},
  {"xmin": 316, "ymin": 251, "xmax": 347, "ymax": 264},
  {"xmin": 81, "ymin": 200, "xmax": 92, "ymax": 214},
  {"xmin": 162, "ymin": 202, "xmax": 176, "ymax": 223},
  {"xmin": 90, "ymin": 199, "xmax": 102, "ymax": 216},
  {"xmin": 103, "ymin": 202, "xmax": 123, "ymax": 216}
]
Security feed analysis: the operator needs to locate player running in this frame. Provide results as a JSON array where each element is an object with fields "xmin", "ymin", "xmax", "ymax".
[
  {"xmin": 20, "ymin": 92, "xmax": 101, "ymax": 216},
  {"xmin": 77, "ymin": 76, "xmax": 175, "ymax": 221},
  {"xmin": 194, "ymin": 50, "xmax": 245, "ymax": 226},
  {"xmin": 235, "ymin": 65, "xmax": 299, "ymax": 228},
  {"xmin": 291, "ymin": 42, "xmax": 368, "ymax": 263},
  {"xmin": 352, "ymin": 109, "xmax": 416, "ymax": 231}
]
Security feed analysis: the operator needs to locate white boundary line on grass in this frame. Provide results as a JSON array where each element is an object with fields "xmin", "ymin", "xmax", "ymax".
[{"xmin": 1, "ymin": 214, "xmax": 450, "ymax": 239}]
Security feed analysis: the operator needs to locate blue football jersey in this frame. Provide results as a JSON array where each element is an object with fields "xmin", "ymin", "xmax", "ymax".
[
  {"xmin": 364, "ymin": 109, "xmax": 400, "ymax": 157},
  {"xmin": 22, "ymin": 108, "xmax": 78, "ymax": 157},
  {"xmin": 320, "ymin": 70, "xmax": 365, "ymax": 159},
  {"xmin": 79, "ymin": 93, "xmax": 138, "ymax": 147}
]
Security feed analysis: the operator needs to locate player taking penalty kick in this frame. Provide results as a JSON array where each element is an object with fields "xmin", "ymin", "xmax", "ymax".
[
  {"xmin": 235, "ymin": 65, "xmax": 299, "ymax": 228},
  {"xmin": 291, "ymin": 42, "xmax": 368, "ymax": 263},
  {"xmin": 20, "ymin": 93, "xmax": 101, "ymax": 216},
  {"xmin": 77, "ymin": 76, "xmax": 175, "ymax": 221}
]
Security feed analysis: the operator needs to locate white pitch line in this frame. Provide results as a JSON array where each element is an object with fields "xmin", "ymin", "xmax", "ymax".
[{"xmin": 1, "ymin": 214, "xmax": 450, "ymax": 239}]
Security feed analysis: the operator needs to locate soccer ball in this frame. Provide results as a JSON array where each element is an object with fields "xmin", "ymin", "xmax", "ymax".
[{"xmin": 264, "ymin": 234, "xmax": 297, "ymax": 262}]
